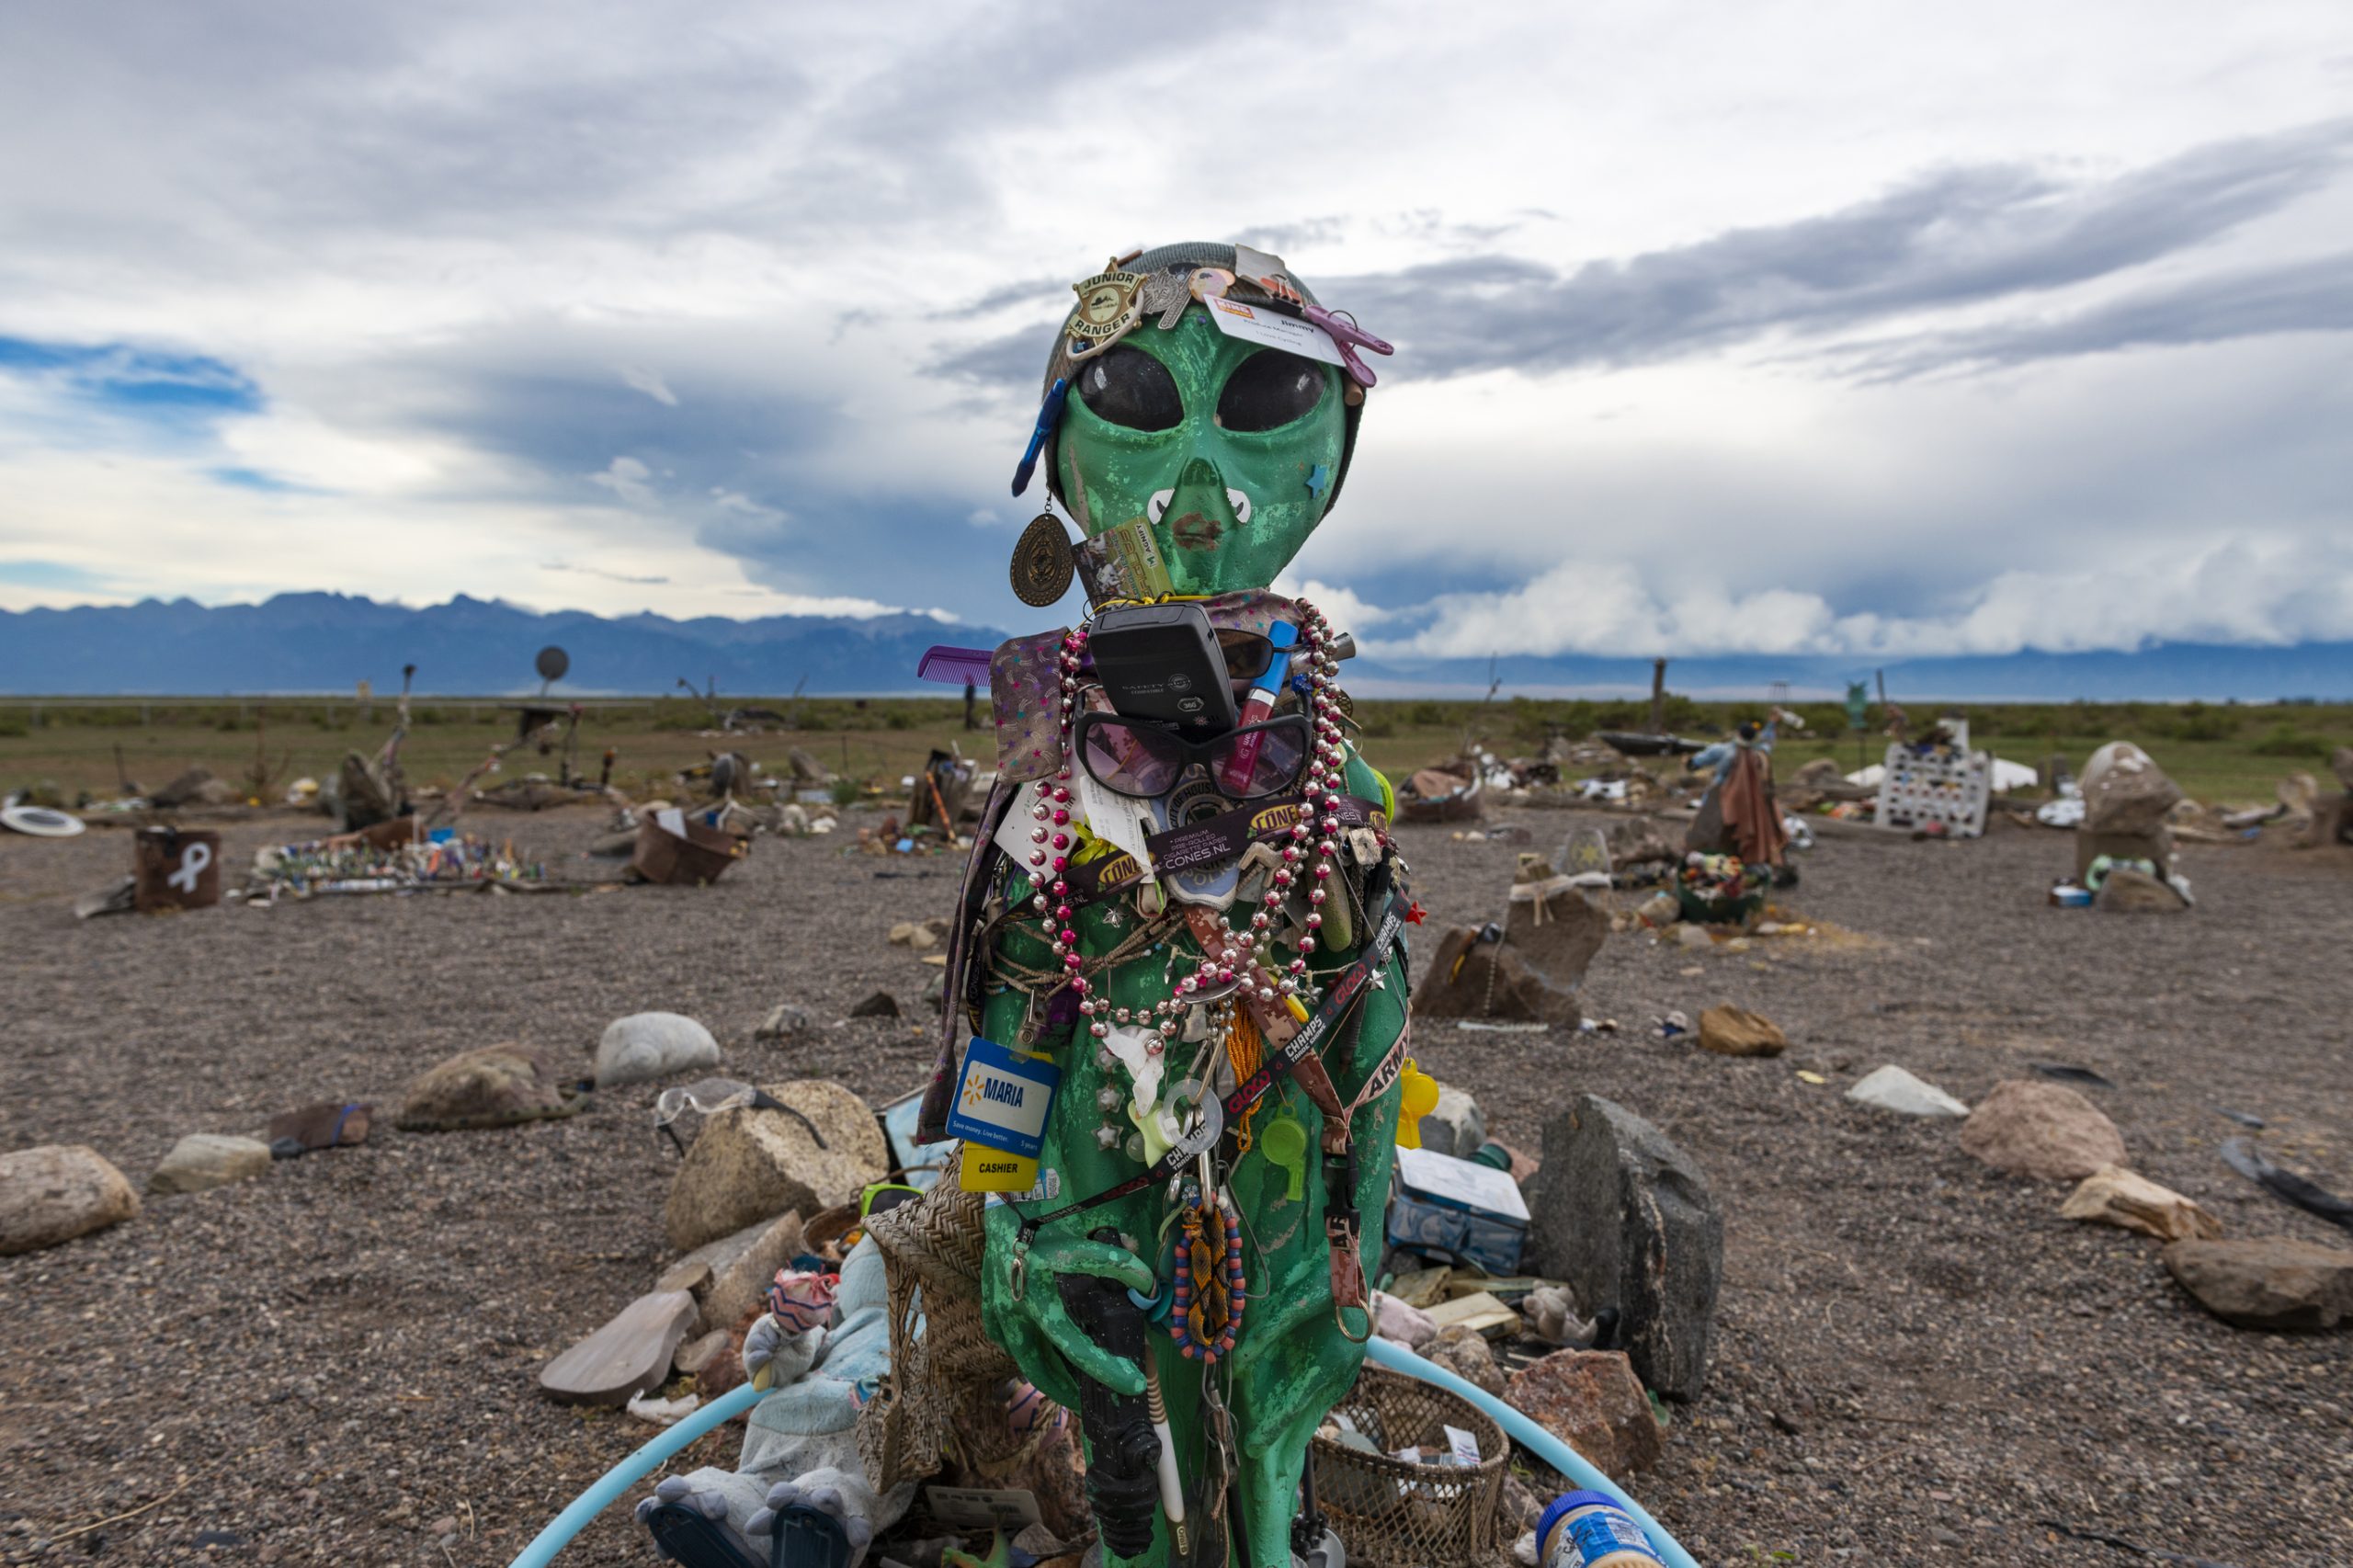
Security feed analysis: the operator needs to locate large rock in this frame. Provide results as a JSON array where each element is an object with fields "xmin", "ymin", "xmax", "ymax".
[
  {"xmin": 661, "ymin": 1210, "xmax": 809, "ymax": 1333},
  {"xmin": 0, "ymin": 1145, "xmax": 140, "ymax": 1255},
  {"xmin": 2162, "ymin": 1238, "xmax": 2353, "ymax": 1331},
  {"xmin": 2332, "ymin": 746, "xmax": 2353, "ymax": 793},
  {"xmin": 539, "ymin": 1290, "xmax": 699, "ymax": 1405},
  {"xmin": 664, "ymin": 1080, "xmax": 887, "ymax": 1252},
  {"xmin": 2079, "ymin": 742, "xmax": 2182, "ymax": 835},
  {"xmin": 148, "ymin": 1134, "xmax": 272, "ymax": 1194},
  {"xmin": 1846, "ymin": 1065, "xmax": 1969, "ymax": 1119},
  {"xmin": 1417, "ymin": 1085, "xmax": 1486, "ymax": 1160},
  {"xmin": 595, "ymin": 1012, "xmax": 722, "ymax": 1088},
  {"xmin": 1413, "ymin": 885, "xmax": 1608, "ymax": 1026},
  {"xmin": 1525, "ymin": 1096, "xmax": 1722, "ymax": 1401},
  {"xmin": 396, "ymin": 1042, "xmax": 574, "ymax": 1131},
  {"xmin": 1959, "ymin": 1079, "xmax": 2126, "ymax": 1182},
  {"xmin": 2094, "ymin": 867, "xmax": 2188, "ymax": 913},
  {"xmin": 1697, "ymin": 1005, "xmax": 1786, "ymax": 1058},
  {"xmin": 2061, "ymin": 1165, "xmax": 2221, "ymax": 1242},
  {"xmin": 1501, "ymin": 1350, "xmax": 1663, "ymax": 1479}
]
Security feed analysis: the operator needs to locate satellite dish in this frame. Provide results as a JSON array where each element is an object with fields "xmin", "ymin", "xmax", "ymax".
[{"xmin": 535, "ymin": 645, "xmax": 570, "ymax": 692}]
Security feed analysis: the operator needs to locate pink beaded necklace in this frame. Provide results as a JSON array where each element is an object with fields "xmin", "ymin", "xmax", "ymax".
[{"xmin": 1013, "ymin": 601, "xmax": 1349, "ymax": 1037}]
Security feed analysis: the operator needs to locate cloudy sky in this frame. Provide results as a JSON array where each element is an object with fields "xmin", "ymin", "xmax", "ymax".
[{"xmin": 3, "ymin": 0, "xmax": 2348, "ymax": 662}]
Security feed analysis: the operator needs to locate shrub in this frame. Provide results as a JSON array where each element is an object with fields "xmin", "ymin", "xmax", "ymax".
[{"xmin": 2250, "ymin": 724, "xmax": 2325, "ymax": 757}]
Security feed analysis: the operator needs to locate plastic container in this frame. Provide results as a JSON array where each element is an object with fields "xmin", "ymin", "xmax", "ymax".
[{"xmin": 1539, "ymin": 1490, "xmax": 1667, "ymax": 1567}]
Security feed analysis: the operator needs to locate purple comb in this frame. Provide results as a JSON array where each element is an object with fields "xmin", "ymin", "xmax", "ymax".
[{"xmin": 917, "ymin": 645, "xmax": 995, "ymax": 687}]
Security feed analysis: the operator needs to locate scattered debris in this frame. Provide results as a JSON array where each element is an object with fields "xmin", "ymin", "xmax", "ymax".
[
  {"xmin": 1416, "ymin": 1084, "xmax": 1487, "ymax": 1161},
  {"xmin": 630, "ymin": 808, "xmax": 749, "ymax": 886},
  {"xmin": 1960, "ymin": 1080, "xmax": 2128, "ymax": 1182},
  {"xmin": 539, "ymin": 1289, "xmax": 699, "ymax": 1406},
  {"xmin": 266, "ymin": 1100, "xmax": 372, "ymax": 1154},
  {"xmin": 0, "ymin": 802, "xmax": 86, "ymax": 837},
  {"xmin": 2060, "ymin": 1165, "xmax": 2222, "ymax": 1242},
  {"xmin": 2219, "ymin": 1139, "xmax": 2353, "ymax": 1233},
  {"xmin": 1423, "ymin": 1323, "xmax": 1508, "ymax": 1395},
  {"xmin": 1846, "ymin": 1065, "xmax": 1969, "ymax": 1119},
  {"xmin": 0, "ymin": 1144, "xmax": 140, "ymax": 1256}
]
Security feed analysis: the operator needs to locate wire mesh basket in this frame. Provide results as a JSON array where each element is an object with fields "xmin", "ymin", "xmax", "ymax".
[{"xmin": 1309, "ymin": 1361, "xmax": 1510, "ymax": 1568}]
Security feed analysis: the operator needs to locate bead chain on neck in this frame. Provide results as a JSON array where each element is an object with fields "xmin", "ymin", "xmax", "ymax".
[{"xmin": 1017, "ymin": 603, "xmax": 1346, "ymax": 1040}]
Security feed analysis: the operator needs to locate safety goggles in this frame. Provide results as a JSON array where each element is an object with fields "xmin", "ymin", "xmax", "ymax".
[{"xmin": 1074, "ymin": 710, "xmax": 1310, "ymax": 801}]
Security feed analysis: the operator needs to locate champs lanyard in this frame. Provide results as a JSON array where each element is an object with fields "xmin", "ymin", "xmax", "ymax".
[{"xmin": 1010, "ymin": 878, "xmax": 1405, "ymax": 1245}]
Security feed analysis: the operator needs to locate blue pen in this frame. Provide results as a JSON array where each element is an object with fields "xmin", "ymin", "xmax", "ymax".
[
  {"xmin": 1011, "ymin": 378, "xmax": 1069, "ymax": 496},
  {"xmin": 1219, "ymin": 621, "xmax": 1299, "ymax": 794}
]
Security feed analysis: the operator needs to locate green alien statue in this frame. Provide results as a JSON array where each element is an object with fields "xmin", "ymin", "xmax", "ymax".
[{"xmin": 923, "ymin": 242, "xmax": 1419, "ymax": 1568}]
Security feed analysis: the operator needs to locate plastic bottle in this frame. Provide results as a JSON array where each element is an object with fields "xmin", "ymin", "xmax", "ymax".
[{"xmin": 1538, "ymin": 1491, "xmax": 1668, "ymax": 1568}]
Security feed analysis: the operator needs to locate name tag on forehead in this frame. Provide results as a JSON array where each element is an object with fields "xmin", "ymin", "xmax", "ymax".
[
  {"xmin": 946, "ymin": 1038, "xmax": 1061, "ymax": 1160},
  {"xmin": 1201, "ymin": 295, "xmax": 1346, "ymax": 368}
]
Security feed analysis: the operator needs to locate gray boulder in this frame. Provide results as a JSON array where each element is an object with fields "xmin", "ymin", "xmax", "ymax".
[
  {"xmin": 148, "ymin": 1134, "xmax": 273, "ymax": 1194},
  {"xmin": 1524, "ymin": 1095, "xmax": 1722, "ymax": 1401},
  {"xmin": 596, "ymin": 1012, "xmax": 722, "ymax": 1088},
  {"xmin": 2163, "ymin": 1237, "xmax": 2353, "ymax": 1331}
]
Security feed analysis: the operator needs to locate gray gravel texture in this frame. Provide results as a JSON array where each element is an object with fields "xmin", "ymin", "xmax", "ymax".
[{"xmin": 1, "ymin": 805, "xmax": 2347, "ymax": 1565}]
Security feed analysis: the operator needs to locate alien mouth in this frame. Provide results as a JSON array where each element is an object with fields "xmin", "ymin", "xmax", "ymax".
[{"xmin": 1169, "ymin": 512, "xmax": 1223, "ymax": 551}]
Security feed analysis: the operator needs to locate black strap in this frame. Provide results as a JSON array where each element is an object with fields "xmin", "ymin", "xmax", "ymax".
[{"xmin": 1012, "ymin": 869, "xmax": 1403, "ymax": 1244}]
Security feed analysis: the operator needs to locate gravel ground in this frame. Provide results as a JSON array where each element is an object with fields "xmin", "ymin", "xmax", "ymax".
[{"xmin": 1, "ymin": 804, "xmax": 2347, "ymax": 1566}]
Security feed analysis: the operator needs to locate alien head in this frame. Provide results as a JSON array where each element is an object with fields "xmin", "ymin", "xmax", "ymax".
[{"xmin": 1040, "ymin": 242, "xmax": 1364, "ymax": 598}]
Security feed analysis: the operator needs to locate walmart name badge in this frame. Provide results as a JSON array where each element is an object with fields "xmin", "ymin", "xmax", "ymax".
[{"xmin": 946, "ymin": 1038, "xmax": 1060, "ymax": 1160}]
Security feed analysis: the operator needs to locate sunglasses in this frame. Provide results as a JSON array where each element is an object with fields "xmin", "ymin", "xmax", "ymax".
[{"xmin": 1075, "ymin": 710, "xmax": 1311, "ymax": 801}]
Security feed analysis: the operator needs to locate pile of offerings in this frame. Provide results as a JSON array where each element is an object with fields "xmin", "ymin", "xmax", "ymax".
[{"xmin": 243, "ymin": 830, "xmax": 547, "ymax": 902}]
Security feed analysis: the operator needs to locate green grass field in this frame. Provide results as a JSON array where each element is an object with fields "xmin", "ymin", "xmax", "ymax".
[{"xmin": 3, "ymin": 692, "xmax": 2347, "ymax": 808}]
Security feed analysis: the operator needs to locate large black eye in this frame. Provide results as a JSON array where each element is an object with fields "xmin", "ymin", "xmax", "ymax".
[
  {"xmin": 1076, "ymin": 347, "xmax": 1183, "ymax": 432},
  {"xmin": 1216, "ymin": 350, "xmax": 1324, "ymax": 432}
]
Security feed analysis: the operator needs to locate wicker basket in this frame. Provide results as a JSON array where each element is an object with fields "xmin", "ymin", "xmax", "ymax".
[{"xmin": 1310, "ymin": 1362, "xmax": 1510, "ymax": 1568}]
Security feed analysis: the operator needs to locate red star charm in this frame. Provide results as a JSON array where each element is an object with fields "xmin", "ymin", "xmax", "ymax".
[{"xmin": 1404, "ymin": 900, "xmax": 1428, "ymax": 925}]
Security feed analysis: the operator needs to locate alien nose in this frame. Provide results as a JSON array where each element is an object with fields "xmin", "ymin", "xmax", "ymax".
[{"xmin": 1151, "ymin": 487, "xmax": 1252, "ymax": 524}]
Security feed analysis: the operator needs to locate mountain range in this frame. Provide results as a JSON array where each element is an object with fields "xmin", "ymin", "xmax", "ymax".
[{"xmin": 2, "ymin": 593, "xmax": 2347, "ymax": 701}]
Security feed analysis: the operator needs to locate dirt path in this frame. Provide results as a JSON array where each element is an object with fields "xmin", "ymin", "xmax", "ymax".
[{"xmin": 1, "ymin": 805, "xmax": 2347, "ymax": 1564}]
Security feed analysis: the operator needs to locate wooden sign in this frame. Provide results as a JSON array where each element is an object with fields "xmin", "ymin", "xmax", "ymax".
[{"xmin": 133, "ymin": 827, "xmax": 222, "ymax": 913}]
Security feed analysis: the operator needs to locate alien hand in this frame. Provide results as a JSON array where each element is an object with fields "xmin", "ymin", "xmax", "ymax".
[{"xmin": 980, "ymin": 1203, "xmax": 1154, "ymax": 1410}]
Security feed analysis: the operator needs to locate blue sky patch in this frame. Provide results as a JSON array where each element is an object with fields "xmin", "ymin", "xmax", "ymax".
[{"xmin": 0, "ymin": 335, "xmax": 262, "ymax": 419}]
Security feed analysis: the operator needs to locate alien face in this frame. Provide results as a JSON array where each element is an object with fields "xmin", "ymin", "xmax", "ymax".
[{"xmin": 1055, "ymin": 309, "xmax": 1347, "ymax": 597}]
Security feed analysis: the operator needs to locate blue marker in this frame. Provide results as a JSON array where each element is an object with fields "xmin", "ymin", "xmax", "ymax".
[{"xmin": 1011, "ymin": 378, "xmax": 1070, "ymax": 496}]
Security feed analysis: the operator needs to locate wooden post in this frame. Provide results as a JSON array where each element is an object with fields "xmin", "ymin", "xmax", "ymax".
[{"xmin": 1649, "ymin": 659, "xmax": 1667, "ymax": 734}]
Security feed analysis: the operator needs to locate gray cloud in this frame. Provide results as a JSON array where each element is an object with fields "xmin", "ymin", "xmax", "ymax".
[
  {"xmin": 1847, "ymin": 253, "xmax": 2353, "ymax": 377},
  {"xmin": 1313, "ymin": 119, "xmax": 2353, "ymax": 379}
]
